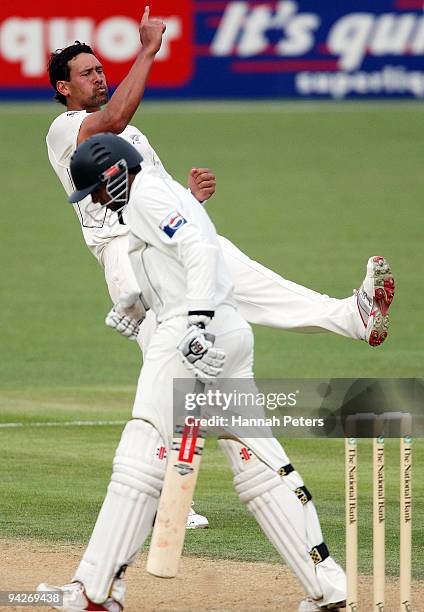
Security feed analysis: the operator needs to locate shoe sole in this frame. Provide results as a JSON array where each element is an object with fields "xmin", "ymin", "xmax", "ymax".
[
  {"xmin": 36, "ymin": 583, "xmax": 121, "ymax": 612},
  {"xmin": 367, "ymin": 256, "xmax": 395, "ymax": 347}
]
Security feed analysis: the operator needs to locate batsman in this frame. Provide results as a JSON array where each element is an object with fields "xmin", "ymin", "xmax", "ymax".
[{"xmin": 38, "ymin": 133, "xmax": 346, "ymax": 612}]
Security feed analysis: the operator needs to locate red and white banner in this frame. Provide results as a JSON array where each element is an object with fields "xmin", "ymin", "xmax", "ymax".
[{"xmin": 0, "ymin": 0, "xmax": 193, "ymax": 88}]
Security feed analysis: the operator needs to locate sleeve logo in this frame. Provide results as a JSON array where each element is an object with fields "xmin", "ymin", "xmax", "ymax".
[{"xmin": 160, "ymin": 210, "xmax": 187, "ymax": 238}]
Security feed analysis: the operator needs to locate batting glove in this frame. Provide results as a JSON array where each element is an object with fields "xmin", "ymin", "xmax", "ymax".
[
  {"xmin": 105, "ymin": 292, "xmax": 148, "ymax": 341},
  {"xmin": 177, "ymin": 326, "xmax": 226, "ymax": 380}
]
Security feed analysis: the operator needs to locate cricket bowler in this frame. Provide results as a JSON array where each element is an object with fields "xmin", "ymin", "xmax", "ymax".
[{"xmin": 38, "ymin": 132, "xmax": 347, "ymax": 611}]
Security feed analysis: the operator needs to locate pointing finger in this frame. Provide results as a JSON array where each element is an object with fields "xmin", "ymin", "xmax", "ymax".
[{"xmin": 142, "ymin": 6, "xmax": 150, "ymax": 23}]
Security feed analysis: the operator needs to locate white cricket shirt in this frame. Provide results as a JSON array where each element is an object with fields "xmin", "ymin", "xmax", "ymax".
[
  {"xmin": 126, "ymin": 167, "xmax": 234, "ymax": 322},
  {"xmin": 46, "ymin": 110, "xmax": 170, "ymax": 260}
]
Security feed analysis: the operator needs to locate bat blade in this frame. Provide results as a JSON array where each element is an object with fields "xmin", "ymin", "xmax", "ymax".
[{"xmin": 146, "ymin": 421, "xmax": 206, "ymax": 578}]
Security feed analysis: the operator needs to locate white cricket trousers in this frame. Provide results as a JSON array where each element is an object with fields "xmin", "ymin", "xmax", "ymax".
[
  {"xmin": 131, "ymin": 305, "xmax": 259, "ymax": 446},
  {"xmin": 100, "ymin": 234, "xmax": 364, "ymax": 350},
  {"xmin": 130, "ymin": 304, "xmax": 314, "ymax": 470}
]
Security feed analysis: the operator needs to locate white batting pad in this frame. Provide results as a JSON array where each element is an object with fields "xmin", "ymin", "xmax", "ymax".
[
  {"xmin": 219, "ymin": 439, "xmax": 346, "ymax": 605},
  {"xmin": 74, "ymin": 419, "xmax": 166, "ymax": 603},
  {"xmin": 316, "ymin": 557, "xmax": 347, "ymax": 607}
]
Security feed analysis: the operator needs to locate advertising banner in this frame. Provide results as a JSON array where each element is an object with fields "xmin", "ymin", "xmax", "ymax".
[{"xmin": 1, "ymin": 0, "xmax": 423, "ymax": 99}]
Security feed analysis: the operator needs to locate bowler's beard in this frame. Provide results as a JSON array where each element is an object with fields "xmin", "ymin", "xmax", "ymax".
[{"xmin": 87, "ymin": 88, "xmax": 109, "ymax": 110}]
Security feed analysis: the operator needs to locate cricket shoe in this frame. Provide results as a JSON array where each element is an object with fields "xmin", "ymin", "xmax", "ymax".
[
  {"xmin": 298, "ymin": 597, "xmax": 346, "ymax": 611},
  {"xmin": 355, "ymin": 256, "xmax": 395, "ymax": 347},
  {"xmin": 186, "ymin": 503, "xmax": 209, "ymax": 529},
  {"xmin": 36, "ymin": 581, "xmax": 123, "ymax": 612}
]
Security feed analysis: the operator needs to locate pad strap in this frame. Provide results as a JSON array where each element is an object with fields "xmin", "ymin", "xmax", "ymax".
[
  {"xmin": 295, "ymin": 485, "xmax": 312, "ymax": 505},
  {"xmin": 310, "ymin": 542, "xmax": 330, "ymax": 565},
  {"xmin": 278, "ymin": 463, "xmax": 295, "ymax": 476}
]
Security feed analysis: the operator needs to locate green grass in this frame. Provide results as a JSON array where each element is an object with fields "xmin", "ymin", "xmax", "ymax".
[
  {"xmin": 1, "ymin": 396, "xmax": 423, "ymax": 577},
  {"xmin": 0, "ymin": 101, "xmax": 423, "ymax": 578}
]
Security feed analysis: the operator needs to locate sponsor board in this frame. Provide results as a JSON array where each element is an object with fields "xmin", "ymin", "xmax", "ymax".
[
  {"xmin": 1, "ymin": 0, "xmax": 423, "ymax": 98},
  {"xmin": 0, "ymin": 0, "xmax": 193, "ymax": 89}
]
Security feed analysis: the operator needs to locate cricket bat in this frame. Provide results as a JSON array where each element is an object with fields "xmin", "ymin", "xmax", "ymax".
[{"xmin": 146, "ymin": 414, "xmax": 206, "ymax": 578}]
